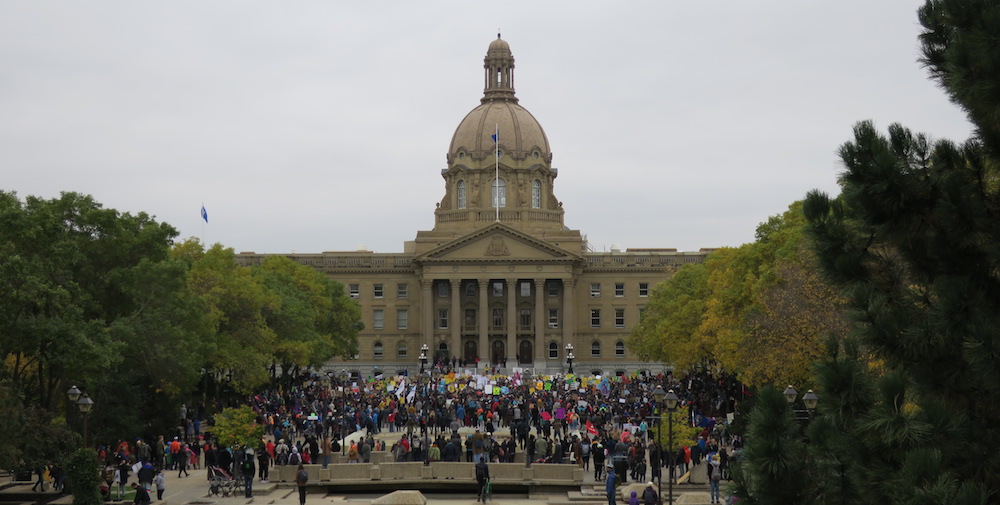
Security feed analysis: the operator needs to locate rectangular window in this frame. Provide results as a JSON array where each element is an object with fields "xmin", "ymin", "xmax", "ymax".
[
  {"xmin": 492, "ymin": 308, "xmax": 504, "ymax": 329},
  {"xmin": 639, "ymin": 282, "xmax": 649, "ymax": 297},
  {"xmin": 373, "ymin": 309, "xmax": 384, "ymax": 330},
  {"xmin": 373, "ymin": 343, "xmax": 383, "ymax": 359},
  {"xmin": 465, "ymin": 308, "xmax": 476, "ymax": 329},
  {"xmin": 373, "ymin": 283, "xmax": 384, "ymax": 298},
  {"xmin": 437, "ymin": 282, "xmax": 449, "ymax": 298},
  {"xmin": 438, "ymin": 308, "xmax": 448, "ymax": 329},
  {"xmin": 591, "ymin": 342, "xmax": 601, "ymax": 358},
  {"xmin": 590, "ymin": 309, "xmax": 601, "ymax": 328},
  {"xmin": 520, "ymin": 281, "xmax": 531, "ymax": 297},
  {"xmin": 396, "ymin": 309, "xmax": 408, "ymax": 330},
  {"xmin": 349, "ymin": 284, "xmax": 360, "ymax": 299},
  {"xmin": 615, "ymin": 308, "xmax": 625, "ymax": 328},
  {"xmin": 590, "ymin": 283, "xmax": 601, "ymax": 297},
  {"xmin": 397, "ymin": 283, "xmax": 408, "ymax": 298},
  {"xmin": 639, "ymin": 307, "xmax": 647, "ymax": 321},
  {"xmin": 519, "ymin": 308, "xmax": 532, "ymax": 330},
  {"xmin": 397, "ymin": 344, "xmax": 407, "ymax": 359},
  {"xmin": 465, "ymin": 283, "xmax": 476, "ymax": 297},
  {"xmin": 548, "ymin": 309, "xmax": 559, "ymax": 329},
  {"xmin": 492, "ymin": 281, "xmax": 504, "ymax": 297},
  {"xmin": 548, "ymin": 344, "xmax": 558, "ymax": 359},
  {"xmin": 615, "ymin": 282, "xmax": 625, "ymax": 297},
  {"xmin": 547, "ymin": 281, "xmax": 559, "ymax": 297}
]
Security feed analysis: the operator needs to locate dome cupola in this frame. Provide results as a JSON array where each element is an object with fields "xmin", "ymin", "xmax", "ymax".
[{"xmin": 433, "ymin": 35, "xmax": 564, "ymax": 236}]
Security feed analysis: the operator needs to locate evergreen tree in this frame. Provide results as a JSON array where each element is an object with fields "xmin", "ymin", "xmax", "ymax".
[{"xmin": 800, "ymin": 0, "xmax": 1000, "ymax": 502}]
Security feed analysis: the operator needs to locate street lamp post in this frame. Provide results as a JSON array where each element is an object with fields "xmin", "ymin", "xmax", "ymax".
[
  {"xmin": 338, "ymin": 369, "xmax": 349, "ymax": 456},
  {"xmin": 651, "ymin": 387, "xmax": 666, "ymax": 505},
  {"xmin": 423, "ymin": 371, "xmax": 434, "ymax": 466},
  {"xmin": 802, "ymin": 389, "xmax": 818, "ymax": 421},
  {"xmin": 664, "ymin": 389, "xmax": 679, "ymax": 505},
  {"xmin": 67, "ymin": 386, "xmax": 95, "ymax": 447},
  {"xmin": 565, "ymin": 343, "xmax": 574, "ymax": 374},
  {"xmin": 419, "ymin": 344, "xmax": 429, "ymax": 374}
]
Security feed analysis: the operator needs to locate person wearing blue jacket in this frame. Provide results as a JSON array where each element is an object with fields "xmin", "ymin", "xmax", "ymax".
[{"xmin": 606, "ymin": 467, "xmax": 617, "ymax": 505}]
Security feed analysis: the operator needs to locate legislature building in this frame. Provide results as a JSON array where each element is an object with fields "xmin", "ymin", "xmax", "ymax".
[{"xmin": 236, "ymin": 36, "xmax": 711, "ymax": 377}]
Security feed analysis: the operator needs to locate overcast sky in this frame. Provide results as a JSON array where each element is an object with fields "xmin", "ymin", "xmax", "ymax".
[{"xmin": 0, "ymin": 1, "xmax": 973, "ymax": 254}]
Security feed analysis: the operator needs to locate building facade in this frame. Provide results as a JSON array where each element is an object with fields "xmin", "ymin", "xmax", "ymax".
[{"xmin": 236, "ymin": 36, "xmax": 711, "ymax": 377}]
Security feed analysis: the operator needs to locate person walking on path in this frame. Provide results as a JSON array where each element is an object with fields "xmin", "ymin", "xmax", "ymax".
[
  {"xmin": 176, "ymin": 443, "xmax": 190, "ymax": 478},
  {"xmin": 605, "ymin": 467, "xmax": 617, "ymax": 505},
  {"xmin": 241, "ymin": 449, "xmax": 256, "ymax": 498},
  {"xmin": 295, "ymin": 463, "xmax": 308, "ymax": 505},
  {"xmin": 475, "ymin": 459, "xmax": 490, "ymax": 502},
  {"xmin": 709, "ymin": 458, "xmax": 722, "ymax": 504},
  {"xmin": 154, "ymin": 471, "xmax": 165, "ymax": 501},
  {"xmin": 31, "ymin": 466, "xmax": 46, "ymax": 492}
]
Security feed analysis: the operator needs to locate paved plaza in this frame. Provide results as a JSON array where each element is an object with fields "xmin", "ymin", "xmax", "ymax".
[{"xmin": 0, "ymin": 425, "xmax": 722, "ymax": 505}]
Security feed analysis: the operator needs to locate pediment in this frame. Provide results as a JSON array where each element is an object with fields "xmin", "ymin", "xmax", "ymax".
[{"xmin": 415, "ymin": 224, "xmax": 580, "ymax": 263}]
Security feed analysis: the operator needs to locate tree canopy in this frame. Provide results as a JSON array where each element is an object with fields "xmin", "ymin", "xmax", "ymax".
[
  {"xmin": 629, "ymin": 201, "xmax": 849, "ymax": 387},
  {"xmin": 735, "ymin": 0, "xmax": 1000, "ymax": 503},
  {"xmin": 0, "ymin": 192, "xmax": 362, "ymax": 454}
]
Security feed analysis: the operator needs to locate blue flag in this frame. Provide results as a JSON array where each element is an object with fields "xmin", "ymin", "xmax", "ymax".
[
  {"xmin": 491, "ymin": 133, "xmax": 497, "ymax": 143},
  {"xmin": 200, "ymin": 205, "xmax": 208, "ymax": 223}
]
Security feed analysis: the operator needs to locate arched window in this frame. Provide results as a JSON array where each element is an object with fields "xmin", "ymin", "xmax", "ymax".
[
  {"xmin": 373, "ymin": 342, "xmax": 384, "ymax": 360},
  {"xmin": 615, "ymin": 340, "xmax": 625, "ymax": 358},
  {"xmin": 492, "ymin": 178, "xmax": 506, "ymax": 207},
  {"xmin": 397, "ymin": 341, "xmax": 408, "ymax": 359},
  {"xmin": 591, "ymin": 341, "xmax": 601, "ymax": 358},
  {"xmin": 457, "ymin": 180, "xmax": 467, "ymax": 209},
  {"xmin": 531, "ymin": 180, "xmax": 541, "ymax": 208},
  {"xmin": 548, "ymin": 342, "xmax": 559, "ymax": 359}
]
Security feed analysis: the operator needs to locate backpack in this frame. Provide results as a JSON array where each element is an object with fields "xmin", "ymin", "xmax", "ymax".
[
  {"xmin": 296, "ymin": 470, "xmax": 308, "ymax": 485},
  {"xmin": 242, "ymin": 460, "xmax": 253, "ymax": 473},
  {"xmin": 289, "ymin": 452, "xmax": 301, "ymax": 465},
  {"xmin": 711, "ymin": 464, "xmax": 722, "ymax": 481},
  {"xmin": 475, "ymin": 464, "xmax": 488, "ymax": 481}
]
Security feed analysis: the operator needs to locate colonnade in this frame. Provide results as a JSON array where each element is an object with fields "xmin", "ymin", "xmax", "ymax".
[{"xmin": 418, "ymin": 276, "xmax": 575, "ymax": 366}]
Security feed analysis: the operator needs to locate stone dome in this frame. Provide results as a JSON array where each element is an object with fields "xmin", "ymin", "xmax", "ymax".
[
  {"xmin": 448, "ymin": 35, "xmax": 551, "ymax": 159},
  {"xmin": 449, "ymin": 101, "xmax": 550, "ymax": 159}
]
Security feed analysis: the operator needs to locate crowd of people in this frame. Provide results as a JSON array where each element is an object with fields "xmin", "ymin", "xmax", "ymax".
[{"xmin": 76, "ymin": 365, "xmax": 742, "ymax": 505}]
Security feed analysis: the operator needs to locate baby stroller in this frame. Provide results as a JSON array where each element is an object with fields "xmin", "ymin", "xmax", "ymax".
[{"xmin": 207, "ymin": 466, "xmax": 242, "ymax": 497}]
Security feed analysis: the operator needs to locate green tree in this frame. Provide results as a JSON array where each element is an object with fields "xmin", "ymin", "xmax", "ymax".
[
  {"xmin": 66, "ymin": 448, "xmax": 101, "ymax": 505},
  {"xmin": 630, "ymin": 202, "xmax": 848, "ymax": 387},
  {"xmin": 729, "ymin": 386, "xmax": 807, "ymax": 505},
  {"xmin": 254, "ymin": 256, "xmax": 360, "ymax": 379},
  {"xmin": 212, "ymin": 406, "xmax": 264, "ymax": 448},
  {"xmin": 628, "ymin": 262, "xmax": 709, "ymax": 369},
  {"xmin": 794, "ymin": 0, "xmax": 1000, "ymax": 501},
  {"xmin": 184, "ymin": 242, "xmax": 277, "ymax": 392}
]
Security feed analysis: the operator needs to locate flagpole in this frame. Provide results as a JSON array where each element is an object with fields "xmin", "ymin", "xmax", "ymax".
[{"xmin": 495, "ymin": 123, "xmax": 500, "ymax": 222}]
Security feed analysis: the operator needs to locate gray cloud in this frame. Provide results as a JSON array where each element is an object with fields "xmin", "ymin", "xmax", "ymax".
[{"xmin": 0, "ymin": 1, "xmax": 972, "ymax": 254}]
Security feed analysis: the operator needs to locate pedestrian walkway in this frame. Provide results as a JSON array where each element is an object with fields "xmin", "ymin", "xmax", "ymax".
[{"xmin": 0, "ymin": 470, "xmax": 719, "ymax": 505}]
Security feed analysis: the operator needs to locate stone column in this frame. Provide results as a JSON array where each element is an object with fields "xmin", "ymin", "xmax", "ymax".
[
  {"xmin": 421, "ymin": 279, "xmax": 434, "ymax": 349},
  {"xmin": 478, "ymin": 279, "xmax": 490, "ymax": 365},
  {"xmin": 562, "ymin": 278, "xmax": 576, "ymax": 350},
  {"xmin": 450, "ymin": 279, "xmax": 461, "ymax": 363},
  {"xmin": 506, "ymin": 278, "xmax": 517, "ymax": 367},
  {"xmin": 534, "ymin": 279, "xmax": 545, "ymax": 366}
]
